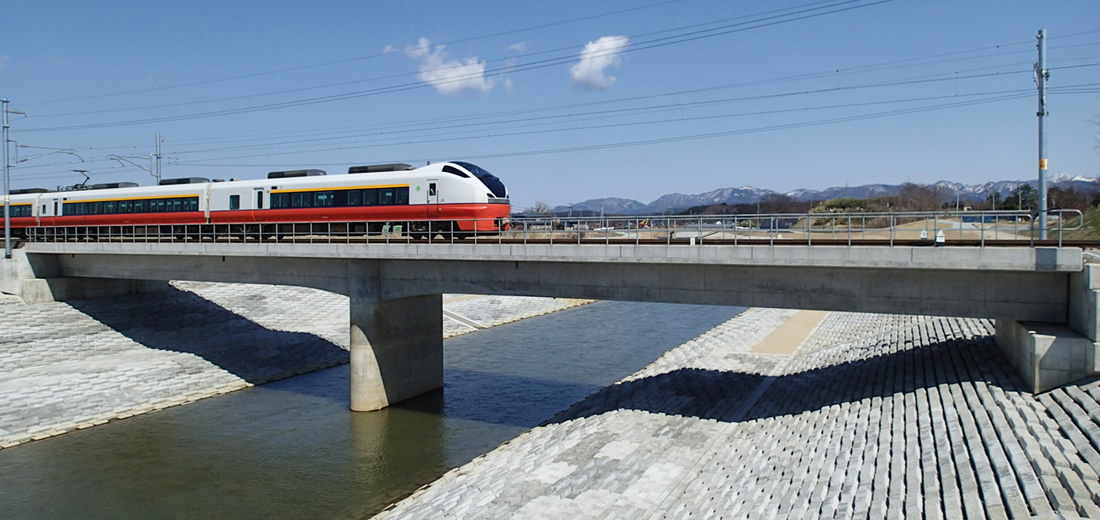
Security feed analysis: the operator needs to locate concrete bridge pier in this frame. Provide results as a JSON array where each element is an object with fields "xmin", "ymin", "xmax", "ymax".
[{"xmin": 348, "ymin": 262, "xmax": 443, "ymax": 412}]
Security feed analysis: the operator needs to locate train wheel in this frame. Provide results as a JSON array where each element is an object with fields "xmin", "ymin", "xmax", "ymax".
[{"xmin": 429, "ymin": 221, "xmax": 454, "ymax": 240}]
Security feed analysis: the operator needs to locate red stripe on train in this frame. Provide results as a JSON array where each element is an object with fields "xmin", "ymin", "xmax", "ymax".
[{"xmin": 20, "ymin": 203, "xmax": 511, "ymax": 231}]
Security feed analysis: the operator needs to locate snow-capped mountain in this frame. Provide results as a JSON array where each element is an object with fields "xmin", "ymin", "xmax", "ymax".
[{"xmin": 550, "ymin": 175, "xmax": 1100, "ymax": 215}]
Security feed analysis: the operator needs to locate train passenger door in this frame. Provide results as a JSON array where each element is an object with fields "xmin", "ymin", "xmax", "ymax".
[
  {"xmin": 254, "ymin": 188, "xmax": 265, "ymax": 221},
  {"xmin": 427, "ymin": 179, "xmax": 440, "ymax": 218}
]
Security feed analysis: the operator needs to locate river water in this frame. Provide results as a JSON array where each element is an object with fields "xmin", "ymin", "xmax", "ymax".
[{"xmin": 0, "ymin": 301, "xmax": 745, "ymax": 520}]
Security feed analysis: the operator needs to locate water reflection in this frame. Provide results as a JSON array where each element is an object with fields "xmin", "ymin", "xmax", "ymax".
[{"xmin": 0, "ymin": 301, "xmax": 745, "ymax": 519}]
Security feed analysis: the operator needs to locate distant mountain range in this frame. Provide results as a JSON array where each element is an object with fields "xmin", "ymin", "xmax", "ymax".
[{"xmin": 551, "ymin": 174, "xmax": 1100, "ymax": 215}]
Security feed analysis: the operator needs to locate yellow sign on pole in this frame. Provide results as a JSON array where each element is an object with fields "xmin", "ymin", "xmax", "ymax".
[{"xmin": 1039, "ymin": 158, "xmax": 1048, "ymax": 170}]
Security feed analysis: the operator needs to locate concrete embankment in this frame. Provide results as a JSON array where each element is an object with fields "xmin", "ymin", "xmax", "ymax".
[
  {"xmin": 375, "ymin": 309, "xmax": 1100, "ymax": 519},
  {"xmin": 0, "ymin": 283, "xmax": 589, "ymax": 449}
]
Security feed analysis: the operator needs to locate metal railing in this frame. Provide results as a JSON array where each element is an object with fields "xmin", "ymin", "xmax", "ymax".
[{"xmin": 21, "ymin": 209, "xmax": 1084, "ymax": 247}]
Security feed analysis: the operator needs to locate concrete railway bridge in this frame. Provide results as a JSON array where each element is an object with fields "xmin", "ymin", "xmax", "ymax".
[{"xmin": 2, "ymin": 241, "xmax": 1097, "ymax": 411}]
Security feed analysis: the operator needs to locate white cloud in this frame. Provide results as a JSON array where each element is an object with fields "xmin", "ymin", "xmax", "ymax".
[
  {"xmin": 508, "ymin": 41, "xmax": 528, "ymax": 52},
  {"xmin": 386, "ymin": 38, "xmax": 496, "ymax": 95},
  {"xmin": 570, "ymin": 36, "xmax": 629, "ymax": 91}
]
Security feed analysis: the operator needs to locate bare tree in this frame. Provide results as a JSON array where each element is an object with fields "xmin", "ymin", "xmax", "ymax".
[
  {"xmin": 1049, "ymin": 186, "xmax": 1090, "ymax": 210},
  {"xmin": 526, "ymin": 201, "xmax": 554, "ymax": 216},
  {"xmin": 758, "ymin": 193, "xmax": 803, "ymax": 213},
  {"xmin": 897, "ymin": 183, "xmax": 947, "ymax": 211}
]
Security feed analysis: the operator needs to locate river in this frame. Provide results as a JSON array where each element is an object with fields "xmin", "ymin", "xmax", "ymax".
[{"xmin": 0, "ymin": 301, "xmax": 745, "ymax": 519}]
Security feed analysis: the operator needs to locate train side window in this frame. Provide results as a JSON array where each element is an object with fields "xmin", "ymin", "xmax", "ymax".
[
  {"xmin": 42, "ymin": 205, "xmax": 47, "ymax": 215},
  {"xmin": 187, "ymin": 198, "xmax": 198, "ymax": 211},
  {"xmin": 119, "ymin": 200, "xmax": 131, "ymax": 213},
  {"xmin": 346, "ymin": 190, "xmax": 361, "ymax": 206},
  {"xmin": 229, "ymin": 195, "xmax": 240, "ymax": 211},
  {"xmin": 396, "ymin": 187, "xmax": 409, "ymax": 205},
  {"xmin": 314, "ymin": 191, "xmax": 334, "ymax": 207},
  {"xmin": 363, "ymin": 189, "xmax": 379, "ymax": 206},
  {"xmin": 379, "ymin": 189, "xmax": 395, "ymax": 205},
  {"xmin": 136, "ymin": 200, "xmax": 147, "ymax": 213},
  {"xmin": 105, "ymin": 201, "xmax": 117, "ymax": 213},
  {"xmin": 291, "ymin": 192, "xmax": 305, "ymax": 208},
  {"xmin": 428, "ymin": 183, "xmax": 436, "ymax": 196}
]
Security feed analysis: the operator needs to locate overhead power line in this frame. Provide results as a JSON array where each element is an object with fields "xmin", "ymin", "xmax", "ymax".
[
  {"xmin": 168, "ymin": 68, "xmax": 1044, "ymax": 158},
  {"xmin": 21, "ymin": 0, "xmax": 898, "ymax": 132},
  {"xmin": 164, "ymin": 92, "xmax": 1033, "ymax": 169}
]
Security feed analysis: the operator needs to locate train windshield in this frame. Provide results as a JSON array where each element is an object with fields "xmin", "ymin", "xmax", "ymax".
[{"xmin": 452, "ymin": 161, "xmax": 507, "ymax": 199}]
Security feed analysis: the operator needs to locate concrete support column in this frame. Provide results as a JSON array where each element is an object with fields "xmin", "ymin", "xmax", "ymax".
[{"xmin": 348, "ymin": 261, "xmax": 443, "ymax": 412}]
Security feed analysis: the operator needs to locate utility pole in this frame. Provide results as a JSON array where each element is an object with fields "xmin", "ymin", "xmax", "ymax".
[
  {"xmin": 1036, "ymin": 29, "xmax": 1049, "ymax": 240},
  {"xmin": 2, "ymin": 99, "xmax": 10, "ymax": 259},
  {"xmin": 1, "ymin": 100, "xmax": 24, "ymax": 259}
]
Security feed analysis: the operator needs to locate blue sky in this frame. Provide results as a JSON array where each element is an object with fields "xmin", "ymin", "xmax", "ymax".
[{"xmin": 3, "ymin": 0, "xmax": 1099, "ymax": 210}]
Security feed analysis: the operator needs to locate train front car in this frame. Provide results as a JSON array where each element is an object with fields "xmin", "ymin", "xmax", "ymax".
[{"xmin": 424, "ymin": 161, "xmax": 510, "ymax": 237}]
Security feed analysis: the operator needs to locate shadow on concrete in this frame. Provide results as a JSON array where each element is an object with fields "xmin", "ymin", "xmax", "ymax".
[
  {"xmin": 545, "ymin": 333, "xmax": 1025, "ymax": 426},
  {"xmin": 67, "ymin": 286, "xmax": 349, "ymax": 385}
]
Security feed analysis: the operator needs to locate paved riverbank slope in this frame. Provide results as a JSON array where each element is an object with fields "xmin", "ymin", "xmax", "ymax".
[
  {"xmin": 0, "ymin": 283, "xmax": 588, "ymax": 448},
  {"xmin": 375, "ymin": 309, "xmax": 1100, "ymax": 519}
]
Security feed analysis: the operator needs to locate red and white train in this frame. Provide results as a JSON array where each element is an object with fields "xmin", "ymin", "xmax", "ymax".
[{"xmin": 2, "ymin": 161, "xmax": 511, "ymax": 239}]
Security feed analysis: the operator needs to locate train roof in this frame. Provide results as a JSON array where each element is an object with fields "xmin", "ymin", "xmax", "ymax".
[{"xmin": 4, "ymin": 160, "xmax": 500, "ymax": 201}]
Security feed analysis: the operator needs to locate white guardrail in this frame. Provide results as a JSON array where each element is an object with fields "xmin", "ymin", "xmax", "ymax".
[{"xmin": 21, "ymin": 209, "xmax": 1084, "ymax": 248}]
